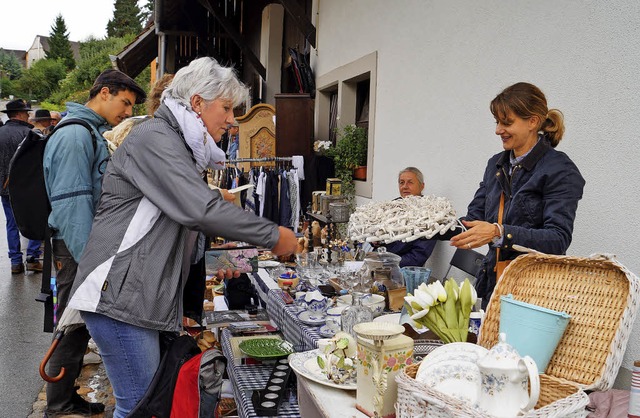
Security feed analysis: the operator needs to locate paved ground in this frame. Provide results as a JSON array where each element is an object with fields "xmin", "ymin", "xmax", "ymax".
[{"xmin": 0, "ymin": 207, "xmax": 115, "ymax": 417}]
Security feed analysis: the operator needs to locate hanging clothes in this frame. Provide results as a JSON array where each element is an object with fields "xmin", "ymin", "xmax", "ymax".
[{"xmin": 279, "ymin": 171, "xmax": 292, "ymax": 228}]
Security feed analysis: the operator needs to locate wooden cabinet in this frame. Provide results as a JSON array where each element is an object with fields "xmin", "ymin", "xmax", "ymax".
[{"xmin": 275, "ymin": 93, "xmax": 314, "ymax": 159}]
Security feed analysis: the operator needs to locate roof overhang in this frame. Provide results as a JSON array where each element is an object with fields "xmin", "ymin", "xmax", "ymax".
[{"xmin": 112, "ymin": 24, "xmax": 157, "ymax": 78}]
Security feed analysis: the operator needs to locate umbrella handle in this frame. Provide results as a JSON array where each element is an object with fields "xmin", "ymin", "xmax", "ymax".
[{"xmin": 39, "ymin": 330, "xmax": 65, "ymax": 383}]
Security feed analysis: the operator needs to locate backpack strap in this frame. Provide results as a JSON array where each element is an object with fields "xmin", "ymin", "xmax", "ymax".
[{"xmin": 49, "ymin": 118, "xmax": 98, "ymax": 152}]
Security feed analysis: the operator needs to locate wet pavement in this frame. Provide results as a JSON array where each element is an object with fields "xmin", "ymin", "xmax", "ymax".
[{"xmin": 0, "ymin": 208, "xmax": 115, "ymax": 417}]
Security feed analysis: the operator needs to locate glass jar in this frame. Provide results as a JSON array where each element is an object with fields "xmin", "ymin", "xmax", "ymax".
[
  {"xmin": 359, "ymin": 248, "xmax": 404, "ymax": 292},
  {"xmin": 341, "ymin": 291, "xmax": 373, "ymax": 338}
]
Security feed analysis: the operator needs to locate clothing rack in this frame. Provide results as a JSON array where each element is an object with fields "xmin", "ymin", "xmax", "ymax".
[{"xmin": 226, "ymin": 156, "xmax": 293, "ymax": 163}]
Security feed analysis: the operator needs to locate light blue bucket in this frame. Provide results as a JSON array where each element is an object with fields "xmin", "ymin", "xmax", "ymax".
[{"xmin": 499, "ymin": 294, "xmax": 571, "ymax": 373}]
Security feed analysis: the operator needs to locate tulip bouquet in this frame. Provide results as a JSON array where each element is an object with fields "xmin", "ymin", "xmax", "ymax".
[{"xmin": 404, "ymin": 278, "xmax": 477, "ymax": 343}]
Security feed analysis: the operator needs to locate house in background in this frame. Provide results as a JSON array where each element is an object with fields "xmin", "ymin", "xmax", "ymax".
[{"xmin": 26, "ymin": 35, "xmax": 80, "ymax": 68}]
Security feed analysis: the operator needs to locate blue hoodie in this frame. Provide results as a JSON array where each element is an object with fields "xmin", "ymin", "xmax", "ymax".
[{"xmin": 43, "ymin": 102, "xmax": 111, "ymax": 261}]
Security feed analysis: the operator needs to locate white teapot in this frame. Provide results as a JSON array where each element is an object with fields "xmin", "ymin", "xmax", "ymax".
[{"xmin": 477, "ymin": 333, "xmax": 540, "ymax": 417}]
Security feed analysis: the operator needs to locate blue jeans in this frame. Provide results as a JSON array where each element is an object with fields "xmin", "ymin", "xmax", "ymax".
[
  {"xmin": 1, "ymin": 195, "xmax": 41, "ymax": 265},
  {"xmin": 81, "ymin": 311, "xmax": 161, "ymax": 418}
]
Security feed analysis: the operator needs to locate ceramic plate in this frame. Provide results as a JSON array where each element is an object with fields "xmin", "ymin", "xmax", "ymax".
[
  {"xmin": 416, "ymin": 342, "xmax": 488, "ymax": 382},
  {"xmin": 258, "ymin": 260, "xmax": 281, "ymax": 268},
  {"xmin": 238, "ymin": 338, "xmax": 294, "ymax": 360},
  {"xmin": 373, "ymin": 313, "xmax": 402, "ymax": 324},
  {"xmin": 418, "ymin": 358, "xmax": 481, "ymax": 405},
  {"xmin": 288, "ymin": 350, "xmax": 357, "ymax": 390},
  {"xmin": 297, "ymin": 310, "xmax": 326, "ymax": 326},
  {"xmin": 318, "ymin": 325, "xmax": 337, "ymax": 338}
]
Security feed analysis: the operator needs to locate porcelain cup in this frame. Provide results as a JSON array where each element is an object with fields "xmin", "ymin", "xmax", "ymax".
[{"xmin": 325, "ymin": 306, "xmax": 345, "ymax": 331}]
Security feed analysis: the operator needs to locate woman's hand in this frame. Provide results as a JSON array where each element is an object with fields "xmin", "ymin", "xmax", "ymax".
[
  {"xmin": 450, "ymin": 220, "xmax": 498, "ymax": 249},
  {"xmin": 271, "ymin": 226, "xmax": 297, "ymax": 256},
  {"xmin": 215, "ymin": 268, "xmax": 241, "ymax": 280}
]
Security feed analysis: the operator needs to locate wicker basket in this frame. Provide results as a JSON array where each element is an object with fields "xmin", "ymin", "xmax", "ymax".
[{"xmin": 396, "ymin": 253, "xmax": 640, "ymax": 418}]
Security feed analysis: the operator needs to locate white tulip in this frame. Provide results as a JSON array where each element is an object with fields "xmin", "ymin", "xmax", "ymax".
[
  {"xmin": 414, "ymin": 287, "xmax": 435, "ymax": 308},
  {"xmin": 411, "ymin": 308, "xmax": 429, "ymax": 321},
  {"xmin": 432, "ymin": 280, "xmax": 447, "ymax": 302},
  {"xmin": 420, "ymin": 282, "xmax": 439, "ymax": 302}
]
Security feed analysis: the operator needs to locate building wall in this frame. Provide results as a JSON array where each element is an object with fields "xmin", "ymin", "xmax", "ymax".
[
  {"xmin": 26, "ymin": 36, "xmax": 47, "ymax": 68},
  {"xmin": 312, "ymin": 0, "xmax": 640, "ymax": 380}
]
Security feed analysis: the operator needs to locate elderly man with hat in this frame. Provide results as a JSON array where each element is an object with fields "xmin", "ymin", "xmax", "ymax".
[
  {"xmin": 42, "ymin": 68, "xmax": 146, "ymax": 416},
  {"xmin": 0, "ymin": 99, "xmax": 43, "ymax": 274},
  {"xmin": 30, "ymin": 109, "xmax": 55, "ymax": 134}
]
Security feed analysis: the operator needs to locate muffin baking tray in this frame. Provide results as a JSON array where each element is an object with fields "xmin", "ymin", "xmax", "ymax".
[{"xmin": 251, "ymin": 357, "xmax": 293, "ymax": 415}]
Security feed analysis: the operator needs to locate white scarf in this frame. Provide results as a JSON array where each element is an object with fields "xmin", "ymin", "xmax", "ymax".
[{"xmin": 164, "ymin": 97, "xmax": 226, "ymax": 172}]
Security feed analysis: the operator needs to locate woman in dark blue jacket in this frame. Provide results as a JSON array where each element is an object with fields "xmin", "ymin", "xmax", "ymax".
[{"xmin": 450, "ymin": 82, "xmax": 585, "ymax": 307}]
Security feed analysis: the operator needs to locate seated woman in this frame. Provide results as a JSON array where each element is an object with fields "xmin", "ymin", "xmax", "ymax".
[{"xmin": 383, "ymin": 167, "xmax": 436, "ymax": 267}]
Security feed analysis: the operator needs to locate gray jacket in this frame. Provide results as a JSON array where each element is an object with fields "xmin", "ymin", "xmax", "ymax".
[{"xmin": 68, "ymin": 104, "xmax": 279, "ymax": 331}]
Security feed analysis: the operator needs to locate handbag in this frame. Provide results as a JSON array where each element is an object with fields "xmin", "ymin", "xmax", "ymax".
[{"xmin": 494, "ymin": 192, "xmax": 511, "ymax": 279}]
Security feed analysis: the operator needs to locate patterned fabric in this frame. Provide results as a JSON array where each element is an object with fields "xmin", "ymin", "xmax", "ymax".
[
  {"xmin": 267, "ymin": 289, "xmax": 321, "ymax": 352},
  {"xmin": 220, "ymin": 328, "xmax": 301, "ymax": 418}
]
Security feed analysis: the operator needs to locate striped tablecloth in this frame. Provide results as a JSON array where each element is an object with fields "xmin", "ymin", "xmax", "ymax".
[
  {"xmin": 220, "ymin": 328, "xmax": 301, "ymax": 418},
  {"xmin": 266, "ymin": 289, "xmax": 322, "ymax": 352}
]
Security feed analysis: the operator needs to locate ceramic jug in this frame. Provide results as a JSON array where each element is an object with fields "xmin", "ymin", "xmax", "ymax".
[{"xmin": 477, "ymin": 333, "xmax": 540, "ymax": 417}]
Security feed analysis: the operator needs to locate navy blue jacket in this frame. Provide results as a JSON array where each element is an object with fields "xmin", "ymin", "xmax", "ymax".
[
  {"xmin": 384, "ymin": 238, "xmax": 436, "ymax": 267},
  {"xmin": 464, "ymin": 137, "xmax": 585, "ymax": 301}
]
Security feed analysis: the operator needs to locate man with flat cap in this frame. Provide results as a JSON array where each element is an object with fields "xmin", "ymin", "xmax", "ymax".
[
  {"xmin": 30, "ymin": 108, "xmax": 54, "ymax": 134},
  {"xmin": 0, "ymin": 99, "xmax": 43, "ymax": 274},
  {"xmin": 43, "ymin": 69, "xmax": 146, "ymax": 416}
]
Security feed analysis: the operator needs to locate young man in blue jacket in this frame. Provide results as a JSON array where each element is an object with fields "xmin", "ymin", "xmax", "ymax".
[{"xmin": 43, "ymin": 69, "xmax": 146, "ymax": 416}]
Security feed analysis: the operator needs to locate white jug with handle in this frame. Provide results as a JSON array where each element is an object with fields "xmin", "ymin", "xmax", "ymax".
[{"xmin": 477, "ymin": 333, "xmax": 540, "ymax": 417}]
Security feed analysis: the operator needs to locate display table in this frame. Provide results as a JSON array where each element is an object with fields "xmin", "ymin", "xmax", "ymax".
[
  {"xmin": 296, "ymin": 375, "xmax": 366, "ymax": 418},
  {"xmin": 220, "ymin": 328, "xmax": 301, "ymax": 418},
  {"xmin": 266, "ymin": 288, "xmax": 322, "ymax": 351},
  {"xmin": 221, "ymin": 266, "xmax": 369, "ymax": 417}
]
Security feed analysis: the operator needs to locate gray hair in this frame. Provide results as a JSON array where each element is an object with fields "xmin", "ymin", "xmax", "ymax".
[
  {"xmin": 161, "ymin": 57, "xmax": 248, "ymax": 108},
  {"xmin": 398, "ymin": 166, "xmax": 424, "ymax": 185}
]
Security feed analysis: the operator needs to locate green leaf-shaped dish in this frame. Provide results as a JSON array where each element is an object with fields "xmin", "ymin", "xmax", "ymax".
[{"xmin": 239, "ymin": 338, "xmax": 294, "ymax": 360}]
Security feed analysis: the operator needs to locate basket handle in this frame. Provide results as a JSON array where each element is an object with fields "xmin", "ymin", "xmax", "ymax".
[
  {"xmin": 588, "ymin": 253, "xmax": 616, "ymax": 261},
  {"xmin": 411, "ymin": 391, "xmax": 446, "ymax": 410}
]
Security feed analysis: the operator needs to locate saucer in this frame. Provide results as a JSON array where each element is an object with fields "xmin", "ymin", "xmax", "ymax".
[
  {"xmin": 297, "ymin": 310, "xmax": 326, "ymax": 326},
  {"xmin": 318, "ymin": 324, "xmax": 338, "ymax": 337}
]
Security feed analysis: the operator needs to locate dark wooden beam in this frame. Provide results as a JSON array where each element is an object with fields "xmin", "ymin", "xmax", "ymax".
[
  {"xmin": 276, "ymin": 0, "xmax": 316, "ymax": 48},
  {"xmin": 198, "ymin": 0, "xmax": 267, "ymax": 80}
]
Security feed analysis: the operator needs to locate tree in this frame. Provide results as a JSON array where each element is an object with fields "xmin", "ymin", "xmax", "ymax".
[
  {"xmin": 139, "ymin": 0, "xmax": 154, "ymax": 25},
  {"xmin": 15, "ymin": 59, "xmax": 67, "ymax": 101},
  {"xmin": 0, "ymin": 49, "xmax": 23, "ymax": 80},
  {"xmin": 107, "ymin": 0, "xmax": 143, "ymax": 38},
  {"xmin": 47, "ymin": 14, "xmax": 76, "ymax": 70},
  {"xmin": 48, "ymin": 35, "xmax": 150, "ymax": 116}
]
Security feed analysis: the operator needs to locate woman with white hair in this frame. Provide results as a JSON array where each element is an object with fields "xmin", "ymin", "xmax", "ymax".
[{"xmin": 67, "ymin": 57, "xmax": 297, "ymax": 417}]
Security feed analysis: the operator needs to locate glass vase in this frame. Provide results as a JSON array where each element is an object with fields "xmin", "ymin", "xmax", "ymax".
[{"xmin": 341, "ymin": 291, "xmax": 373, "ymax": 338}]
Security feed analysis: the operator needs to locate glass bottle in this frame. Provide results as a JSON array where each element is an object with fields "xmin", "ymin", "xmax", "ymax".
[{"xmin": 341, "ymin": 291, "xmax": 373, "ymax": 338}]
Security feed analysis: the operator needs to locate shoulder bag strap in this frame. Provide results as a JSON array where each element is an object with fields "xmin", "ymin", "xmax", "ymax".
[{"xmin": 494, "ymin": 192, "xmax": 505, "ymax": 271}]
